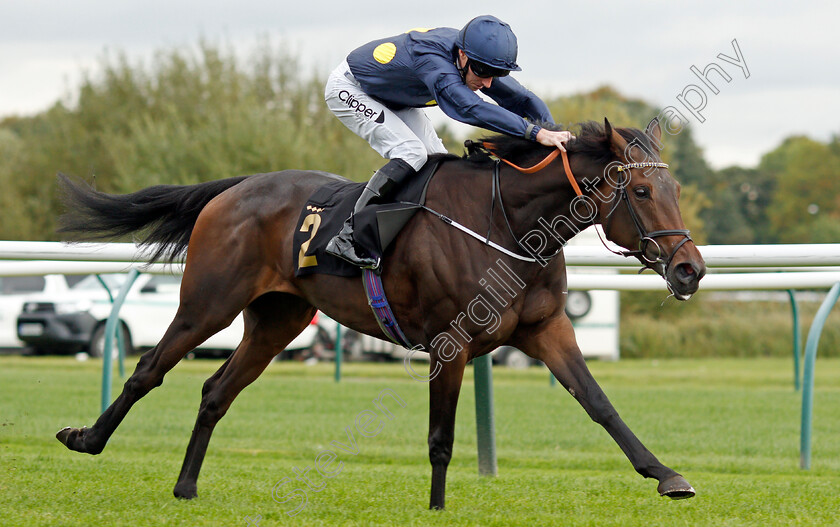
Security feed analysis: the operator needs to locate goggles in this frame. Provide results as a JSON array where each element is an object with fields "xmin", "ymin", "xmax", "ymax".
[{"xmin": 467, "ymin": 59, "xmax": 510, "ymax": 79}]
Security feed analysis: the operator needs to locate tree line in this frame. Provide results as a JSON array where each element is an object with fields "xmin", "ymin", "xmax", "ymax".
[{"xmin": 1, "ymin": 41, "xmax": 837, "ymax": 244}]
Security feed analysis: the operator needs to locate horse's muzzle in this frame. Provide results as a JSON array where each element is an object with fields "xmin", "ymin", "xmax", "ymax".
[{"xmin": 666, "ymin": 259, "xmax": 705, "ymax": 300}]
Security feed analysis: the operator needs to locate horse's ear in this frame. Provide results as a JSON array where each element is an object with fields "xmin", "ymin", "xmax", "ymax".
[
  {"xmin": 645, "ymin": 117, "xmax": 663, "ymax": 151},
  {"xmin": 604, "ymin": 117, "xmax": 627, "ymax": 156}
]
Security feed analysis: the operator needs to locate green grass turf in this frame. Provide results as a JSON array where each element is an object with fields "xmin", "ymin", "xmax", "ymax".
[{"xmin": 1, "ymin": 356, "xmax": 839, "ymax": 526}]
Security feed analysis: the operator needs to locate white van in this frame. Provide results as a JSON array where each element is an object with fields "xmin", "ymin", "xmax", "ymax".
[{"xmin": 16, "ymin": 273, "xmax": 318, "ymax": 357}]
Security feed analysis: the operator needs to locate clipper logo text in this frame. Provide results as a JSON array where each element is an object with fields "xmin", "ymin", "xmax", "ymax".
[{"xmin": 338, "ymin": 90, "xmax": 385, "ymax": 123}]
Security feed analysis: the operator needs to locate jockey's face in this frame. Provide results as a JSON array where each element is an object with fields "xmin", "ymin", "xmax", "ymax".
[{"xmin": 457, "ymin": 50, "xmax": 493, "ymax": 91}]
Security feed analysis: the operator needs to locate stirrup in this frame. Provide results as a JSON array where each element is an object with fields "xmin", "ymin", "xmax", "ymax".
[
  {"xmin": 362, "ymin": 257, "xmax": 381, "ymax": 272},
  {"xmin": 331, "ymin": 250, "xmax": 380, "ymax": 271},
  {"xmin": 325, "ymin": 235, "xmax": 380, "ymax": 270}
]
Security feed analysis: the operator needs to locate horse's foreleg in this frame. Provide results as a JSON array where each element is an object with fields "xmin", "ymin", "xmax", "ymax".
[
  {"xmin": 517, "ymin": 316, "xmax": 695, "ymax": 499},
  {"xmin": 427, "ymin": 353, "xmax": 468, "ymax": 510},
  {"xmin": 173, "ymin": 295, "xmax": 316, "ymax": 499}
]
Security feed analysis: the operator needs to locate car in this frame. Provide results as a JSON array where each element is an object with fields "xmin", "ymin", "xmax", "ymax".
[
  {"xmin": 16, "ymin": 272, "xmax": 320, "ymax": 357},
  {"xmin": 0, "ymin": 274, "xmax": 78, "ymax": 349}
]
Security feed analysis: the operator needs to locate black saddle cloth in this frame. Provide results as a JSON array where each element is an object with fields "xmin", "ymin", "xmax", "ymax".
[{"xmin": 293, "ymin": 156, "xmax": 450, "ymax": 277}]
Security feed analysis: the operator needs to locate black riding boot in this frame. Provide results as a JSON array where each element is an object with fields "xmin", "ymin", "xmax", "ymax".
[{"xmin": 325, "ymin": 158, "xmax": 416, "ymax": 269}]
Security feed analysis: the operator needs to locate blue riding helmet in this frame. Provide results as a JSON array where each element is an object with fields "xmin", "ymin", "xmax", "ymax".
[{"xmin": 457, "ymin": 15, "xmax": 522, "ymax": 73}]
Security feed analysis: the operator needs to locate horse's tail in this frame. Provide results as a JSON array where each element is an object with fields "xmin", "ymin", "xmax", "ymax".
[{"xmin": 57, "ymin": 173, "xmax": 250, "ymax": 263}]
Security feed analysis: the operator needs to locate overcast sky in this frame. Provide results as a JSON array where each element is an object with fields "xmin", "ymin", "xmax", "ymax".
[{"xmin": 2, "ymin": 1, "xmax": 838, "ymax": 168}]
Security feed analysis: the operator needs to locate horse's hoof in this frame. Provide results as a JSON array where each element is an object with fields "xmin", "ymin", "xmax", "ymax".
[
  {"xmin": 657, "ymin": 474, "xmax": 695, "ymax": 500},
  {"xmin": 56, "ymin": 426, "xmax": 74, "ymax": 445},
  {"xmin": 56, "ymin": 426, "xmax": 85, "ymax": 452},
  {"xmin": 173, "ymin": 481, "xmax": 198, "ymax": 500},
  {"xmin": 56, "ymin": 426, "xmax": 103, "ymax": 454}
]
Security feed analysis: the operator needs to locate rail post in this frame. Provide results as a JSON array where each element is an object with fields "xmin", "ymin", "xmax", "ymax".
[
  {"xmin": 787, "ymin": 289, "xmax": 801, "ymax": 390},
  {"xmin": 800, "ymin": 281, "xmax": 840, "ymax": 469},
  {"xmin": 94, "ymin": 273, "xmax": 134, "ymax": 379},
  {"xmin": 101, "ymin": 269, "xmax": 140, "ymax": 413},
  {"xmin": 473, "ymin": 354, "xmax": 498, "ymax": 476},
  {"xmin": 334, "ymin": 324, "xmax": 343, "ymax": 382}
]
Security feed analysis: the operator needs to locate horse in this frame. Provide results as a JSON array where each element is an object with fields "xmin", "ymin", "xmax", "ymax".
[{"xmin": 55, "ymin": 117, "xmax": 705, "ymax": 509}]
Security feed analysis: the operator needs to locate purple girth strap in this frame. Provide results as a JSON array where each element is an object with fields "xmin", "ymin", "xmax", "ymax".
[{"xmin": 362, "ymin": 269, "xmax": 413, "ymax": 349}]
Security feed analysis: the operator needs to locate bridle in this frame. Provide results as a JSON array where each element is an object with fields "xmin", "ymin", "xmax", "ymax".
[
  {"xmin": 602, "ymin": 160, "xmax": 693, "ymax": 272},
  {"xmin": 484, "ymin": 143, "xmax": 692, "ymax": 274}
]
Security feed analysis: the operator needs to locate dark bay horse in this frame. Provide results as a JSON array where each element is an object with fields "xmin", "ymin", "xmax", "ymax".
[{"xmin": 55, "ymin": 118, "xmax": 705, "ymax": 509}]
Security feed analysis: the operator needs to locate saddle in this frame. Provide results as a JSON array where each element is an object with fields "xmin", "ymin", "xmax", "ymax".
[{"xmin": 293, "ymin": 156, "xmax": 451, "ymax": 278}]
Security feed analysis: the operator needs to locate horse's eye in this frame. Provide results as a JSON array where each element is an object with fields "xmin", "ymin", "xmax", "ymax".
[{"xmin": 633, "ymin": 186, "xmax": 650, "ymax": 199}]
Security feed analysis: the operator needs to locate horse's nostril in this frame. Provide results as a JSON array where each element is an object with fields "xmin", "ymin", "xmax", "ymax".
[{"xmin": 675, "ymin": 262, "xmax": 698, "ymax": 284}]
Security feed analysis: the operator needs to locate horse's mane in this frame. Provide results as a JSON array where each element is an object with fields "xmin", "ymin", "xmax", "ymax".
[{"xmin": 464, "ymin": 121, "xmax": 655, "ymax": 166}]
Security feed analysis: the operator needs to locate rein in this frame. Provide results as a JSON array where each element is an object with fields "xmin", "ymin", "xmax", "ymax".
[
  {"xmin": 481, "ymin": 142, "xmax": 691, "ymax": 272},
  {"xmin": 482, "ymin": 141, "xmax": 583, "ymax": 197}
]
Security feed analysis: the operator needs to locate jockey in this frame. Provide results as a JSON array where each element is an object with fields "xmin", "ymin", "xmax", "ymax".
[{"xmin": 325, "ymin": 14, "xmax": 574, "ymax": 269}]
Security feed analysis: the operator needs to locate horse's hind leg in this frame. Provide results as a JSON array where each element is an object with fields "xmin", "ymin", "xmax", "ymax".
[
  {"xmin": 515, "ymin": 315, "xmax": 695, "ymax": 499},
  {"xmin": 56, "ymin": 261, "xmax": 258, "ymax": 455},
  {"xmin": 173, "ymin": 293, "xmax": 315, "ymax": 499},
  {"xmin": 56, "ymin": 297, "xmax": 247, "ymax": 455}
]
